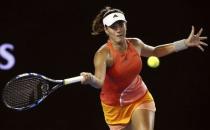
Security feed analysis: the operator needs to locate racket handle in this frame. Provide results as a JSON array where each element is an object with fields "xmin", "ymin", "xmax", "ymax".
[{"xmin": 64, "ymin": 76, "xmax": 84, "ymax": 85}]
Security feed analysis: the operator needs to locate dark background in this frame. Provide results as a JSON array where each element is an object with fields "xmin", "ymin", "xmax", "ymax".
[{"xmin": 0, "ymin": 0, "xmax": 209, "ymax": 130}]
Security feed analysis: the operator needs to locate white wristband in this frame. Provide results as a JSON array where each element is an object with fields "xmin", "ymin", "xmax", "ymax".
[{"xmin": 172, "ymin": 39, "xmax": 188, "ymax": 52}]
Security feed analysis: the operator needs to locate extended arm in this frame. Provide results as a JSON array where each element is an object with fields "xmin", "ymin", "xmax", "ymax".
[{"xmin": 139, "ymin": 26, "xmax": 208, "ymax": 57}]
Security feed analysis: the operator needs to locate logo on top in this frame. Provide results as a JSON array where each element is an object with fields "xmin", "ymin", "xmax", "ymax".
[{"xmin": 113, "ymin": 14, "xmax": 118, "ymax": 18}]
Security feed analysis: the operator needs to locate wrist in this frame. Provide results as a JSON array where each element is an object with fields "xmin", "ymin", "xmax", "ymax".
[
  {"xmin": 172, "ymin": 39, "xmax": 188, "ymax": 52},
  {"xmin": 89, "ymin": 75, "xmax": 101, "ymax": 89}
]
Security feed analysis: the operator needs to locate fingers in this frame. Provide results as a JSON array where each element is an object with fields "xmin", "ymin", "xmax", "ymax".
[
  {"xmin": 200, "ymin": 41, "xmax": 208, "ymax": 46},
  {"xmin": 196, "ymin": 41, "xmax": 207, "ymax": 52},
  {"xmin": 80, "ymin": 72, "xmax": 93, "ymax": 84},
  {"xmin": 199, "ymin": 36, "xmax": 208, "ymax": 40},
  {"xmin": 190, "ymin": 25, "xmax": 195, "ymax": 37},
  {"xmin": 80, "ymin": 72, "xmax": 86, "ymax": 84},
  {"xmin": 191, "ymin": 26, "xmax": 206, "ymax": 38},
  {"xmin": 197, "ymin": 45, "xmax": 204, "ymax": 52},
  {"xmin": 196, "ymin": 28, "xmax": 203, "ymax": 37},
  {"xmin": 190, "ymin": 26, "xmax": 208, "ymax": 52}
]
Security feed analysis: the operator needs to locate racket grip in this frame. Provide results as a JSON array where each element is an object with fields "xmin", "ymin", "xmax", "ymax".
[{"xmin": 64, "ymin": 76, "xmax": 84, "ymax": 85}]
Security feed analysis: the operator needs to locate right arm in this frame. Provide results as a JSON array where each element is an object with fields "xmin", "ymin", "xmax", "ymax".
[{"xmin": 80, "ymin": 45, "xmax": 109, "ymax": 89}]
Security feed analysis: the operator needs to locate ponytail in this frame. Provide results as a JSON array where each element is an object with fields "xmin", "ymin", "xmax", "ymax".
[{"xmin": 91, "ymin": 6, "xmax": 111, "ymax": 35}]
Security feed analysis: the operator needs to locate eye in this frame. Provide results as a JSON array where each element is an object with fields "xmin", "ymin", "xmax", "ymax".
[{"xmin": 110, "ymin": 24, "xmax": 117, "ymax": 29}]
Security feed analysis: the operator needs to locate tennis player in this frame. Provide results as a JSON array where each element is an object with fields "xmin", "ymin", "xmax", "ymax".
[{"xmin": 81, "ymin": 6, "xmax": 208, "ymax": 130}]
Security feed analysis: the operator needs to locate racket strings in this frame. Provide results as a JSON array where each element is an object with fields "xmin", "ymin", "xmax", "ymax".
[{"xmin": 3, "ymin": 76, "xmax": 48, "ymax": 108}]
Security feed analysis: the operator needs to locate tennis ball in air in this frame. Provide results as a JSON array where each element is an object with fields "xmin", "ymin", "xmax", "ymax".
[{"xmin": 147, "ymin": 56, "xmax": 160, "ymax": 68}]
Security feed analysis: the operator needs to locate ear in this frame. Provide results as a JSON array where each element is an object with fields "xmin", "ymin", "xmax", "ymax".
[{"xmin": 104, "ymin": 26, "xmax": 109, "ymax": 35}]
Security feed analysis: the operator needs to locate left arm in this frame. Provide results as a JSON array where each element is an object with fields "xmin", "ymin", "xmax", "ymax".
[{"xmin": 140, "ymin": 26, "xmax": 208, "ymax": 57}]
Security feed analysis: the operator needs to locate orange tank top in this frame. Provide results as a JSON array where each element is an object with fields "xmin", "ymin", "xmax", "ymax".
[{"xmin": 100, "ymin": 40, "xmax": 147, "ymax": 106}]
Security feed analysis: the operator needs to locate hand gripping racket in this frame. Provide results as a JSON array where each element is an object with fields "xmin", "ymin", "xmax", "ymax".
[{"xmin": 2, "ymin": 73, "xmax": 84, "ymax": 111}]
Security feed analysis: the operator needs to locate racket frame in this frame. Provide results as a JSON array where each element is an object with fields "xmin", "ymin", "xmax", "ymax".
[{"xmin": 2, "ymin": 73, "xmax": 83, "ymax": 111}]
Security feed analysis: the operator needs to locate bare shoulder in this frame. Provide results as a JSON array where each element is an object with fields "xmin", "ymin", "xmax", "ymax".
[
  {"xmin": 127, "ymin": 37, "xmax": 145, "ymax": 49},
  {"xmin": 94, "ymin": 44, "xmax": 110, "ymax": 62},
  {"xmin": 94, "ymin": 43, "xmax": 113, "ymax": 67},
  {"xmin": 95, "ymin": 44, "xmax": 110, "ymax": 56}
]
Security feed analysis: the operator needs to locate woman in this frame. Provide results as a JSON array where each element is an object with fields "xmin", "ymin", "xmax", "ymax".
[{"xmin": 80, "ymin": 6, "xmax": 208, "ymax": 130}]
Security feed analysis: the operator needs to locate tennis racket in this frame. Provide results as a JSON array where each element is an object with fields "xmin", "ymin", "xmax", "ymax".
[{"xmin": 2, "ymin": 73, "xmax": 84, "ymax": 111}]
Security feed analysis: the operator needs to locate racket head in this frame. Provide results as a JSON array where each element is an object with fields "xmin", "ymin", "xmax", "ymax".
[{"xmin": 2, "ymin": 73, "xmax": 63, "ymax": 111}]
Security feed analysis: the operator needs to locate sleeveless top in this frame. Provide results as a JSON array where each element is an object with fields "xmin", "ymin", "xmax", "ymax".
[{"xmin": 100, "ymin": 40, "xmax": 148, "ymax": 106}]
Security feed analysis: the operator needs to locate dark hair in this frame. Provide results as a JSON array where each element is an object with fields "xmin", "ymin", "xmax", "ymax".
[{"xmin": 91, "ymin": 6, "xmax": 125, "ymax": 35}]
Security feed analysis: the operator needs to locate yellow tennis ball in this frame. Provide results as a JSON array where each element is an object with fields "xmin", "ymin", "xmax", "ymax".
[{"xmin": 147, "ymin": 56, "xmax": 160, "ymax": 68}]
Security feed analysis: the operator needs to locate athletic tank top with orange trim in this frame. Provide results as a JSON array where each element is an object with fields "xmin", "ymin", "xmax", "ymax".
[{"xmin": 100, "ymin": 40, "xmax": 148, "ymax": 106}]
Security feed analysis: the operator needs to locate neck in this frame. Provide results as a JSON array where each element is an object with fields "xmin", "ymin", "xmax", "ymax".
[{"xmin": 110, "ymin": 38, "xmax": 127, "ymax": 52}]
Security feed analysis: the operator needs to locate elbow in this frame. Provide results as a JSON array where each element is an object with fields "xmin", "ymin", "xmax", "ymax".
[{"xmin": 152, "ymin": 48, "xmax": 162, "ymax": 58}]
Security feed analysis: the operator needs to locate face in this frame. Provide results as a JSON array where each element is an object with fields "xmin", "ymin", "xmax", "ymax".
[{"xmin": 104, "ymin": 21, "xmax": 127, "ymax": 43}]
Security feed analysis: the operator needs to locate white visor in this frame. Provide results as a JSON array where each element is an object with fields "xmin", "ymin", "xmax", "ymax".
[{"xmin": 103, "ymin": 12, "xmax": 127, "ymax": 26}]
